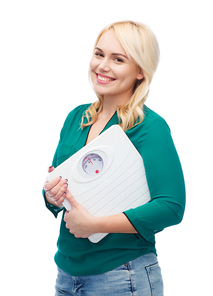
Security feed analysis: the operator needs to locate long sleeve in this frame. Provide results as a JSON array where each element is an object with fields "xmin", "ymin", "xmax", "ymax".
[
  {"xmin": 42, "ymin": 145, "xmax": 64, "ymax": 218},
  {"xmin": 42, "ymin": 104, "xmax": 91, "ymax": 218},
  {"xmin": 124, "ymin": 114, "xmax": 186, "ymax": 241}
]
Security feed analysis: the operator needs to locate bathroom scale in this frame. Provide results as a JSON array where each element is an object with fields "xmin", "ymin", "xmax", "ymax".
[{"xmin": 46, "ymin": 125, "xmax": 151, "ymax": 243}]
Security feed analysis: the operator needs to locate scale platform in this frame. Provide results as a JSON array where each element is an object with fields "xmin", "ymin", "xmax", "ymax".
[{"xmin": 47, "ymin": 125, "xmax": 151, "ymax": 243}]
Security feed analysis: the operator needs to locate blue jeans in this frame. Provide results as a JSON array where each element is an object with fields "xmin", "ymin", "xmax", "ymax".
[{"xmin": 55, "ymin": 253, "xmax": 164, "ymax": 296}]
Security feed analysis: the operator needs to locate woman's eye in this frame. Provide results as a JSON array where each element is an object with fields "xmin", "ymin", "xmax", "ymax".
[
  {"xmin": 95, "ymin": 52, "xmax": 104, "ymax": 57},
  {"xmin": 114, "ymin": 58, "xmax": 123, "ymax": 63}
]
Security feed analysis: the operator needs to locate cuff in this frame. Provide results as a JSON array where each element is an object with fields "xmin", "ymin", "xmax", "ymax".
[
  {"xmin": 42, "ymin": 189, "xmax": 63, "ymax": 218},
  {"xmin": 123, "ymin": 208, "xmax": 152, "ymax": 241}
]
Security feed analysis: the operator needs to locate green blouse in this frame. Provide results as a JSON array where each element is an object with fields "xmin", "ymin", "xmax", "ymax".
[{"xmin": 43, "ymin": 104, "xmax": 185, "ymax": 276}]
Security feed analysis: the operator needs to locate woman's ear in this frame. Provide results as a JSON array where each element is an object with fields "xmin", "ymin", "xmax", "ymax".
[
  {"xmin": 136, "ymin": 72, "xmax": 144, "ymax": 80},
  {"xmin": 136, "ymin": 67, "xmax": 144, "ymax": 80}
]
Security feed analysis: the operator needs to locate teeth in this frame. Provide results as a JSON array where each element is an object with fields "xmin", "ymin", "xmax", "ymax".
[{"xmin": 98, "ymin": 74, "xmax": 114, "ymax": 82}]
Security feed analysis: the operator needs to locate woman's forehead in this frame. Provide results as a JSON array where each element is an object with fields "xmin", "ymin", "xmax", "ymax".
[{"xmin": 96, "ymin": 30, "xmax": 126, "ymax": 55}]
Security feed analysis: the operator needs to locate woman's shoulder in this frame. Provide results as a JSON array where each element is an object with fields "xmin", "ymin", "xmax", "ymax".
[
  {"xmin": 128, "ymin": 106, "xmax": 174, "ymax": 153},
  {"xmin": 67, "ymin": 103, "xmax": 92, "ymax": 117},
  {"xmin": 142, "ymin": 105, "xmax": 170, "ymax": 132},
  {"xmin": 143, "ymin": 105, "xmax": 166, "ymax": 123},
  {"xmin": 59, "ymin": 104, "xmax": 92, "ymax": 137},
  {"xmin": 63, "ymin": 103, "xmax": 92, "ymax": 124},
  {"xmin": 126, "ymin": 105, "xmax": 171, "ymax": 147}
]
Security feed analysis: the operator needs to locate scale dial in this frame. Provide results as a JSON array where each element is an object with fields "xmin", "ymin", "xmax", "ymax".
[{"xmin": 82, "ymin": 153, "xmax": 103, "ymax": 175}]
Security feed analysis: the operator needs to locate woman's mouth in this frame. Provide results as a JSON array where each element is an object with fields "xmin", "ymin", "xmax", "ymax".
[{"xmin": 95, "ymin": 73, "xmax": 116, "ymax": 84}]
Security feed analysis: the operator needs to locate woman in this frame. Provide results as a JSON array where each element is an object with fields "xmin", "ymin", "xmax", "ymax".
[{"xmin": 43, "ymin": 21, "xmax": 185, "ymax": 295}]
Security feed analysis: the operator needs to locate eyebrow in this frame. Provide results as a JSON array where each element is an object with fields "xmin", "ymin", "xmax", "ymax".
[{"xmin": 95, "ymin": 47, "xmax": 128, "ymax": 59}]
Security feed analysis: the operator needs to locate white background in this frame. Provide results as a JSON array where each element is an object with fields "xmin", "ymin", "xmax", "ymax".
[{"xmin": 1, "ymin": 1, "xmax": 212, "ymax": 295}]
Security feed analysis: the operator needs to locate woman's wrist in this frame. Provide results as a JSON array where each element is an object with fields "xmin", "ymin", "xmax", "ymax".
[{"xmin": 93, "ymin": 213, "xmax": 137, "ymax": 234}]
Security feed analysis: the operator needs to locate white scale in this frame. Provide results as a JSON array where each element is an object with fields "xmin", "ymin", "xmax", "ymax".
[{"xmin": 47, "ymin": 125, "xmax": 151, "ymax": 243}]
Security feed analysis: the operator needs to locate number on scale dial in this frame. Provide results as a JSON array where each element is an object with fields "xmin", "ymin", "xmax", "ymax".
[{"xmin": 82, "ymin": 153, "xmax": 103, "ymax": 175}]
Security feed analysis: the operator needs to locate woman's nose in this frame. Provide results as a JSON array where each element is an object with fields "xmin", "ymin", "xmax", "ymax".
[{"xmin": 98, "ymin": 58, "xmax": 110, "ymax": 72}]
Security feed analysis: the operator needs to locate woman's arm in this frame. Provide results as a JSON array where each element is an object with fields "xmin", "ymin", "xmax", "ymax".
[
  {"xmin": 64, "ymin": 190, "xmax": 137, "ymax": 238},
  {"xmin": 42, "ymin": 105, "xmax": 92, "ymax": 217},
  {"xmin": 124, "ymin": 116, "xmax": 186, "ymax": 241}
]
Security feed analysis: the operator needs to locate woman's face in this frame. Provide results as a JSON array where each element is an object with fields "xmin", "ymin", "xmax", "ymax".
[{"xmin": 90, "ymin": 30, "xmax": 143, "ymax": 104}]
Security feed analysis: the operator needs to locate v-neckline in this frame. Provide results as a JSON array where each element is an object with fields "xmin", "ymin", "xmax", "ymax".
[{"xmin": 84, "ymin": 111, "xmax": 118, "ymax": 146}]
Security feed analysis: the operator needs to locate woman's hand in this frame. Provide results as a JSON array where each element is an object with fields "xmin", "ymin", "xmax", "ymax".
[
  {"xmin": 64, "ymin": 190, "xmax": 98, "ymax": 238},
  {"xmin": 43, "ymin": 166, "xmax": 68, "ymax": 207}
]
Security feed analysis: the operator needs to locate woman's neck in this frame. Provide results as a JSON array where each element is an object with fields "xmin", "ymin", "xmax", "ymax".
[
  {"xmin": 100, "ymin": 99, "xmax": 117, "ymax": 119},
  {"xmin": 100, "ymin": 95, "xmax": 129, "ymax": 119}
]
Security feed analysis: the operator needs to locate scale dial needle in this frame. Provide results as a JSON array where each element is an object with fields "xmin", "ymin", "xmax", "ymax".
[{"xmin": 87, "ymin": 157, "xmax": 93, "ymax": 165}]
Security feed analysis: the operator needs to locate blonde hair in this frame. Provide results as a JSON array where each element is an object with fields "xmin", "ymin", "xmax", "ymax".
[{"xmin": 81, "ymin": 20, "xmax": 160, "ymax": 131}]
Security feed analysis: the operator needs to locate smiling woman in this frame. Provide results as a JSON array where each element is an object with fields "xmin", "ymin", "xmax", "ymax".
[
  {"xmin": 90, "ymin": 30, "xmax": 144, "ymax": 103},
  {"xmin": 43, "ymin": 20, "xmax": 185, "ymax": 296},
  {"xmin": 83, "ymin": 21, "xmax": 160, "ymax": 132}
]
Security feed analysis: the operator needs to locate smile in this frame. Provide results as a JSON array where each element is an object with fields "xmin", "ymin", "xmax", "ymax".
[{"xmin": 95, "ymin": 73, "xmax": 116, "ymax": 84}]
